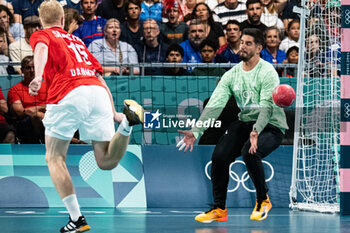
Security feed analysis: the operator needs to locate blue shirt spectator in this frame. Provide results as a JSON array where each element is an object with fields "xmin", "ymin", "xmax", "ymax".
[
  {"xmin": 216, "ymin": 44, "xmax": 241, "ymax": 63},
  {"xmin": 73, "ymin": 16, "xmax": 106, "ymax": 47},
  {"xmin": 140, "ymin": 0, "xmax": 163, "ymax": 24},
  {"xmin": 261, "ymin": 48, "xmax": 286, "ymax": 64},
  {"xmin": 58, "ymin": 0, "xmax": 81, "ymax": 12},
  {"xmin": 180, "ymin": 40, "xmax": 202, "ymax": 64}
]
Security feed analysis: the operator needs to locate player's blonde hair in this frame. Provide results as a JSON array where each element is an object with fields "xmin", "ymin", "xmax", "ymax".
[{"xmin": 38, "ymin": 0, "xmax": 64, "ymax": 27}]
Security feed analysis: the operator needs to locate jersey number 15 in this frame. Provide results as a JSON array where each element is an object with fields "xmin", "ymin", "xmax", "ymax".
[{"xmin": 68, "ymin": 42, "xmax": 92, "ymax": 65}]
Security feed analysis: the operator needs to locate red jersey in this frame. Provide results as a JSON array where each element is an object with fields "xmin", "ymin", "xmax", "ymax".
[
  {"xmin": 8, "ymin": 81, "xmax": 47, "ymax": 108},
  {"xmin": 0, "ymin": 88, "xmax": 5, "ymax": 123},
  {"xmin": 30, "ymin": 27, "xmax": 104, "ymax": 104}
]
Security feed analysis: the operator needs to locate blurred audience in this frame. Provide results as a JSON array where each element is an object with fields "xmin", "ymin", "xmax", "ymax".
[
  {"xmin": 96, "ymin": 0, "xmax": 126, "ymax": 23},
  {"xmin": 140, "ymin": 0, "xmax": 163, "ymax": 24},
  {"xmin": 240, "ymin": 0, "xmax": 267, "ymax": 32},
  {"xmin": 0, "ymin": 87, "xmax": 15, "ymax": 144},
  {"xmin": 260, "ymin": 0, "xmax": 284, "ymax": 31},
  {"xmin": 282, "ymin": 45, "xmax": 298, "ymax": 77},
  {"xmin": 63, "ymin": 7, "xmax": 83, "ymax": 34},
  {"xmin": 162, "ymin": 43, "xmax": 189, "ymax": 75},
  {"xmin": 279, "ymin": 19, "xmax": 299, "ymax": 53},
  {"xmin": 12, "ymin": 0, "xmax": 43, "ymax": 23},
  {"xmin": 0, "ymin": 5, "xmax": 24, "ymax": 43},
  {"xmin": 88, "ymin": 18, "xmax": 139, "ymax": 75},
  {"xmin": 261, "ymin": 26, "xmax": 286, "ymax": 64},
  {"xmin": 213, "ymin": 0, "xmax": 247, "ymax": 26},
  {"xmin": 0, "ymin": 27, "xmax": 8, "ymax": 75}
]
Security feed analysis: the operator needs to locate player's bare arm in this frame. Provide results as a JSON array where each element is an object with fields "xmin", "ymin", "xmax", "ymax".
[
  {"xmin": 29, "ymin": 42, "xmax": 48, "ymax": 96},
  {"xmin": 177, "ymin": 130, "xmax": 196, "ymax": 152}
]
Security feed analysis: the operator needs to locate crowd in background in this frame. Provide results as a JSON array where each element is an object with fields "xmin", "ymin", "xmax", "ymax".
[{"xmin": 0, "ymin": 0, "xmax": 342, "ymax": 144}]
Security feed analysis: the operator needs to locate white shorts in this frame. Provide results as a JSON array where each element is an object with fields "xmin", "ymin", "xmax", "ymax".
[{"xmin": 43, "ymin": 85, "xmax": 115, "ymax": 142}]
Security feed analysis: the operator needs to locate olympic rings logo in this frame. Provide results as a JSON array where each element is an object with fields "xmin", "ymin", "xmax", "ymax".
[
  {"xmin": 344, "ymin": 103, "xmax": 350, "ymax": 119},
  {"xmin": 345, "ymin": 10, "xmax": 350, "ymax": 25},
  {"xmin": 205, "ymin": 160, "xmax": 274, "ymax": 192}
]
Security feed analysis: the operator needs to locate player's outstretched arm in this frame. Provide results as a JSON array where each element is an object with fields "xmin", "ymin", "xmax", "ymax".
[
  {"xmin": 177, "ymin": 130, "xmax": 196, "ymax": 152},
  {"xmin": 29, "ymin": 42, "xmax": 48, "ymax": 96}
]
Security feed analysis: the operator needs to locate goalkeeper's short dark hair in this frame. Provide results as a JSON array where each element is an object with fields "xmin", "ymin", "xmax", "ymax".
[
  {"xmin": 241, "ymin": 28, "xmax": 264, "ymax": 47},
  {"xmin": 166, "ymin": 43, "xmax": 184, "ymax": 58}
]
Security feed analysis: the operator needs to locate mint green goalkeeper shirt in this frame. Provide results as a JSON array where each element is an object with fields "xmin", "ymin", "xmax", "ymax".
[{"xmin": 192, "ymin": 58, "xmax": 288, "ymax": 139}]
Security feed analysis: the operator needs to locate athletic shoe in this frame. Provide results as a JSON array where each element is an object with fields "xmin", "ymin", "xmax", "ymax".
[
  {"xmin": 123, "ymin": 99, "xmax": 144, "ymax": 126},
  {"xmin": 250, "ymin": 195, "xmax": 272, "ymax": 221},
  {"xmin": 195, "ymin": 207, "xmax": 228, "ymax": 223},
  {"xmin": 60, "ymin": 216, "xmax": 90, "ymax": 233}
]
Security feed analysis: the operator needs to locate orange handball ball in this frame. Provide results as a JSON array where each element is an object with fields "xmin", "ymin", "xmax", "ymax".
[{"xmin": 272, "ymin": 84, "xmax": 296, "ymax": 108}]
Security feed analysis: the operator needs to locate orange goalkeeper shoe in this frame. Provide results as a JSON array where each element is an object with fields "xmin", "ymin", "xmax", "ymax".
[
  {"xmin": 250, "ymin": 195, "xmax": 272, "ymax": 221},
  {"xmin": 195, "ymin": 207, "xmax": 228, "ymax": 223}
]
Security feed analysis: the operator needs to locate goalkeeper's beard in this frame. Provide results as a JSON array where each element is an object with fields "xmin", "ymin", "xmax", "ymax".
[{"xmin": 239, "ymin": 50, "xmax": 254, "ymax": 62}]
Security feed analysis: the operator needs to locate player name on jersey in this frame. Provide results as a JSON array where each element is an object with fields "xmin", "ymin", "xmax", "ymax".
[
  {"xmin": 51, "ymin": 30, "xmax": 83, "ymax": 43},
  {"xmin": 70, "ymin": 67, "xmax": 96, "ymax": 77}
]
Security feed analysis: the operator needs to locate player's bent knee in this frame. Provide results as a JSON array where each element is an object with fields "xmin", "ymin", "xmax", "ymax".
[{"xmin": 96, "ymin": 160, "xmax": 120, "ymax": 171}]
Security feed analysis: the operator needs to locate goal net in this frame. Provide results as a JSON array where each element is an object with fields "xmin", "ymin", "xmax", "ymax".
[{"xmin": 289, "ymin": 0, "xmax": 341, "ymax": 213}]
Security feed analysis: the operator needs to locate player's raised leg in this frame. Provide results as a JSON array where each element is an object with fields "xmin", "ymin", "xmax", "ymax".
[{"xmin": 93, "ymin": 99, "xmax": 144, "ymax": 170}]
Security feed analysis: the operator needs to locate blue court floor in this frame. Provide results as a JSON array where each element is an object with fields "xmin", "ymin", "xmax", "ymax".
[{"xmin": 0, "ymin": 208, "xmax": 348, "ymax": 233}]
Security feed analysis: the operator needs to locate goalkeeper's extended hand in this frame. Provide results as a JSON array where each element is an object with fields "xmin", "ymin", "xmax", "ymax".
[{"xmin": 177, "ymin": 130, "xmax": 196, "ymax": 152}]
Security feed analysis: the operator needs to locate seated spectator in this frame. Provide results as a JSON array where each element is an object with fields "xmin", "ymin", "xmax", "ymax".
[
  {"xmin": 216, "ymin": 19, "xmax": 241, "ymax": 64},
  {"xmin": 192, "ymin": 39, "xmax": 226, "ymax": 77},
  {"xmin": 198, "ymin": 78, "xmax": 240, "ymax": 145},
  {"xmin": 261, "ymin": 26, "xmax": 286, "ymax": 64},
  {"xmin": 0, "ymin": 5, "xmax": 24, "ymax": 43},
  {"xmin": 240, "ymin": 0, "xmax": 267, "ymax": 33},
  {"xmin": 120, "ymin": 0, "xmax": 143, "ymax": 46},
  {"xmin": 7, "ymin": 56, "xmax": 46, "ymax": 143},
  {"xmin": 305, "ymin": 32, "xmax": 328, "ymax": 77},
  {"xmin": 9, "ymin": 16, "xmax": 40, "ymax": 74},
  {"xmin": 0, "ymin": 27, "xmax": 9, "ymax": 75},
  {"xmin": 191, "ymin": 2, "xmax": 225, "ymax": 48},
  {"xmin": 12, "ymin": 0, "xmax": 43, "ymax": 23},
  {"xmin": 134, "ymin": 18, "xmax": 168, "ymax": 75},
  {"xmin": 160, "ymin": 1, "xmax": 188, "ymax": 45},
  {"xmin": 140, "ymin": 0, "xmax": 163, "ymax": 24},
  {"xmin": 282, "ymin": 45, "xmax": 298, "ymax": 77},
  {"xmin": 88, "ymin": 18, "xmax": 139, "ymax": 75},
  {"xmin": 0, "ymin": 1, "xmax": 13, "ymax": 13},
  {"xmin": 162, "ymin": 0, "xmax": 185, "ymax": 22},
  {"xmin": 73, "ymin": 0, "xmax": 107, "ymax": 47},
  {"xmin": 260, "ymin": 0, "xmax": 284, "ymax": 31},
  {"xmin": 0, "ymin": 87, "xmax": 15, "ymax": 144},
  {"xmin": 182, "ymin": 0, "xmax": 196, "ymax": 22},
  {"xmin": 63, "ymin": 7, "xmax": 83, "ymax": 34},
  {"xmin": 279, "ymin": 19, "xmax": 299, "ymax": 53},
  {"xmin": 162, "ymin": 43, "xmax": 189, "ymax": 75},
  {"xmin": 213, "ymin": 0, "xmax": 247, "ymax": 26},
  {"xmin": 180, "ymin": 19, "xmax": 207, "ymax": 70},
  {"xmin": 96, "ymin": 0, "xmax": 126, "ymax": 23}
]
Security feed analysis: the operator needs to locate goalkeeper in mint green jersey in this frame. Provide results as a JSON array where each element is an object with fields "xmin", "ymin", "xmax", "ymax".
[{"xmin": 177, "ymin": 28, "xmax": 288, "ymax": 222}]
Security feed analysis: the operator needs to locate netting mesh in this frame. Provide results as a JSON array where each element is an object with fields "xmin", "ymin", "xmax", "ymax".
[{"xmin": 289, "ymin": 0, "xmax": 341, "ymax": 213}]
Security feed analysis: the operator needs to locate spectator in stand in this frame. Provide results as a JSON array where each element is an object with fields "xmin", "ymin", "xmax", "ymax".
[
  {"xmin": 162, "ymin": 43, "xmax": 189, "ymax": 75},
  {"xmin": 261, "ymin": 26, "xmax": 286, "ymax": 64},
  {"xmin": 58, "ymin": 0, "xmax": 81, "ymax": 12},
  {"xmin": 120, "ymin": 0, "xmax": 143, "ymax": 46},
  {"xmin": 213, "ymin": 0, "xmax": 247, "ymax": 26},
  {"xmin": 140, "ymin": 0, "xmax": 163, "ymax": 24},
  {"xmin": 192, "ymin": 39, "xmax": 226, "ymax": 77},
  {"xmin": 96, "ymin": 0, "xmax": 126, "ymax": 23},
  {"xmin": 279, "ymin": 19, "xmax": 299, "ymax": 53},
  {"xmin": 9, "ymin": 16, "xmax": 40, "ymax": 74},
  {"xmin": 182, "ymin": 0, "xmax": 196, "ymax": 22},
  {"xmin": 282, "ymin": 45, "xmax": 298, "ymax": 77},
  {"xmin": 180, "ymin": 19, "xmax": 207, "ymax": 69},
  {"xmin": 73, "ymin": 0, "xmax": 106, "ymax": 47},
  {"xmin": 7, "ymin": 56, "xmax": 46, "ymax": 143},
  {"xmin": 88, "ymin": 18, "xmax": 139, "ymax": 75},
  {"xmin": 0, "ymin": 27, "xmax": 9, "ymax": 75},
  {"xmin": 240, "ymin": 0, "xmax": 267, "ymax": 33},
  {"xmin": 160, "ymin": 1, "xmax": 188, "ymax": 45},
  {"xmin": 191, "ymin": 2, "xmax": 225, "ymax": 48},
  {"xmin": 12, "ymin": 0, "xmax": 44, "ymax": 23},
  {"xmin": 134, "ymin": 18, "xmax": 168, "ymax": 75},
  {"xmin": 0, "ymin": 5, "xmax": 24, "ymax": 44},
  {"xmin": 260, "ymin": 0, "xmax": 284, "ymax": 31},
  {"xmin": 63, "ymin": 7, "xmax": 83, "ymax": 34},
  {"xmin": 216, "ymin": 19, "xmax": 241, "ymax": 64},
  {"xmin": 0, "ymin": 87, "xmax": 15, "ymax": 144},
  {"xmin": 280, "ymin": 0, "xmax": 300, "ymax": 30},
  {"xmin": 198, "ymin": 78, "xmax": 240, "ymax": 145},
  {"xmin": 0, "ymin": 1, "xmax": 13, "ymax": 13}
]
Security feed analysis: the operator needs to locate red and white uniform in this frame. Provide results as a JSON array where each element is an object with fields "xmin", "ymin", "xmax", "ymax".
[{"xmin": 30, "ymin": 27, "xmax": 104, "ymax": 104}]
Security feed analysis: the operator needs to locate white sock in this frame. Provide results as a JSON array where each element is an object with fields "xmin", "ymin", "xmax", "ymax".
[
  {"xmin": 117, "ymin": 117, "xmax": 133, "ymax": 136},
  {"xmin": 62, "ymin": 194, "xmax": 82, "ymax": 222}
]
